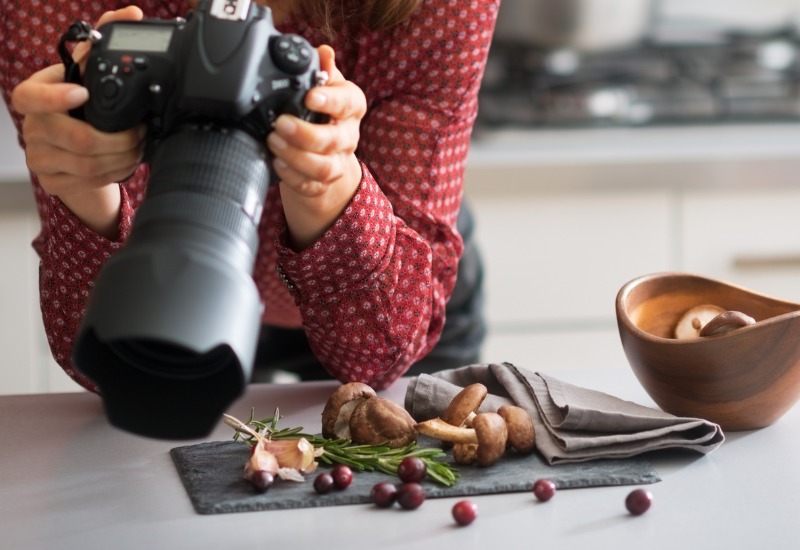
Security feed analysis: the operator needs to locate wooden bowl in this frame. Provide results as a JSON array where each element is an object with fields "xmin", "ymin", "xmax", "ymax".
[{"xmin": 616, "ymin": 272, "xmax": 800, "ymax": 431}]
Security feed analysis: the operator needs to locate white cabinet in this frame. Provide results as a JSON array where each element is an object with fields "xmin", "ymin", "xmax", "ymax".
[
  {"xmin": 0, "ymin": 212, "xmax": 40, "ymax": 393},
  {"xmin": 467, "ymin": 182, "xmax": 674, "ymax": 329},
  {"xmin": 682, "ymin": 188, "xmax": 800, "ymax": 303},
  {"xmin": 0, "ymin": 191, "xmax": 79, "ymax": 395}
]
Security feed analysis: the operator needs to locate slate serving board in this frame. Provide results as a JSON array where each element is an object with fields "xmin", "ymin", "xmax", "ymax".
[{"xmin": 170, "ymin": 440, "xmax": 661, "ymax": 515}]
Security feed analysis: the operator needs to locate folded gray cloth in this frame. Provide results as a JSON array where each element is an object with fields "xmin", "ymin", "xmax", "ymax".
[{"xmin": 405, "ymin": 362, "xmax": 725, "ymax": 465}]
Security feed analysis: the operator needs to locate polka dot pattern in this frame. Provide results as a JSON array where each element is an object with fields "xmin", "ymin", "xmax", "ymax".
[{"xmin": 0, "ymin": 0, "xmax": 499, "ymax": 391}]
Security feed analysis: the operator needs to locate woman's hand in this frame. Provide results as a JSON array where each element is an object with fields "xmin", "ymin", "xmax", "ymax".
[
  {"xmin": 10, "ymin": 7, "xmax": 145, "ymax": 239},
  {"xmin": 268, "ymin": 45, "xmax": 367, "ymax": 250}
]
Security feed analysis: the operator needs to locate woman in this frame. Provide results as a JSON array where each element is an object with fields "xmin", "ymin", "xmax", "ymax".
[{"xmin": 1, "ymin": 0, "xmax": 496, "ymax": 391}]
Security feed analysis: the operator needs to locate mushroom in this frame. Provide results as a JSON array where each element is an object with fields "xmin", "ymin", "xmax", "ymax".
[
  {"xmin": 415, "ymin": 417, "xmax": 477, "ymax": 444},
  {"xmin": 348, "ymin": 397, "xmax": 417, "ymax": 448},
  {"xmin": 321, "ymin": 382, "xmax": 376, "ymax": 440},
  {"xmin": 441, "ymin": 383, "xmax": 488, "ymax": 427},
  {"xmin": 698, "ymin": 310, "xmax": 756, "ymax": 337},
  {"xmin": 416, "ymin": 412, "xmax": 509, "ymax": 467},
  {"xmin": 472, "ymin": 413, "xmax": 508, "ymax": 466},
  {"xmin": 452, "ymin": 442, "xmax": 478, "ymax": 465},
  {"xmin": 674, "ymin": 304, "xmax": 725, "ymax": 339},
  {"xmin": 497, "ymin": 405, "xmax": 536, "ymax": 454}
]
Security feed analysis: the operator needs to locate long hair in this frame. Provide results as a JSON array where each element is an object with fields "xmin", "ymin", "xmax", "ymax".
[{"xmin": 297, "ymin": 0, "xmax": 422, "ymax": 37}]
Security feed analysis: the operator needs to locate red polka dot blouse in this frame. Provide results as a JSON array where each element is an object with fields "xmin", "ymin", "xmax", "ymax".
[{"xmin": 0, "ymin": 0, "xmax": 499, "ymax": 391}]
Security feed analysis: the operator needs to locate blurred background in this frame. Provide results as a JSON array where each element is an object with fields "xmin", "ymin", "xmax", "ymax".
[{"xmin": 2, "ymin": 0, "xmax": 800, "ymax": 394}]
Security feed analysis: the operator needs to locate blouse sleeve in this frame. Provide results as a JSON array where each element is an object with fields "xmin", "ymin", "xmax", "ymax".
[
  {"xmin": 275, "ymin": 0, "xmax": 500, "ymax": 389},
  {"xmin": 33, "ymin": 174, "xmax": 145, "ymax": 391}
]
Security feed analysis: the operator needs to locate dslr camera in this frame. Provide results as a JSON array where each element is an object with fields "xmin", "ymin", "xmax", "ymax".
[{"xmin": 66, "ymin": 0, "xmax": 327, "ymax": 439}]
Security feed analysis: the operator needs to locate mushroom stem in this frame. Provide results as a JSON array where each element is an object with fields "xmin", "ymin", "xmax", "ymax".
[
  {"xmin": 415, "ymin": 417, "xmax": 479, "ymax": 444},
  {"xmin": 463, "ymin": 411, "xmax": 477, "ymax": 427}
]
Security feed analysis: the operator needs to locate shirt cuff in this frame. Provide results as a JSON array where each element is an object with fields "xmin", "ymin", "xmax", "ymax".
[{"xmin": 274, "ymin": 162, "xmax": 396, "ymax": 298}]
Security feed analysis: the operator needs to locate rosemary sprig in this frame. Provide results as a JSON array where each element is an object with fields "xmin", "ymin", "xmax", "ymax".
[{"xmin": 227, "ymin": 408, "xmax": 459, "ymax": 487}]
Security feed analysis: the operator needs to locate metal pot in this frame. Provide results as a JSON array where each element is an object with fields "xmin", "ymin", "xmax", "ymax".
[{"xmin": 494, "ymin": 0, "xmax": 656, "ymax": 51}]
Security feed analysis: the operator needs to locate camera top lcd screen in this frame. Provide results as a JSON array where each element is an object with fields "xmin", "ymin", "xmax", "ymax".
[{"xmin": 108, "ymin": 24, "xmax": 174, "ymax": 52}]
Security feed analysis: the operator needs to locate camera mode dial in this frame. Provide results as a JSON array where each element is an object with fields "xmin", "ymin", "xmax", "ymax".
[
  {"xmin": 84, "ymin": 54, "xmax": 153, "ymax": 133},
  {"xmin": 269, "ymin": 34, "xmax": 314, "ymax": 74}
]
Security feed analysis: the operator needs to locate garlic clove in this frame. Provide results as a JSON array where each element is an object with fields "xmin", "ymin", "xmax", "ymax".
[
  {"xmin": 277, "ymin": 467, "xmax": 307, "ymax": 482},
  {"xmin": 262, "ymin": 437, "xmax": 318, "ymax": 473},
  {"xmin": 244, "ymin": 442, "xmax": 280, "ymax": 479}
]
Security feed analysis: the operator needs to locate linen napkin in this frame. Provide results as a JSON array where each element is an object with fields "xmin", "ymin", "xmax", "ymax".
[{"xmin": 405, "ymin": 362, "xmax": 725, "ymax": 465}]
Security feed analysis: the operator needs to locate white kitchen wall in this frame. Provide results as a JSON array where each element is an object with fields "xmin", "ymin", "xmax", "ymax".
[
  {"xmin": 0, "ymin": 105, "xmax": 78, "ymax": 394},
  {"xmin": 0, "ymin": 105, "xmax": 26, "ymax": 181},
  {"xmin": 660, "ymin": 0, "xmax": 800, "ymax": 30}
]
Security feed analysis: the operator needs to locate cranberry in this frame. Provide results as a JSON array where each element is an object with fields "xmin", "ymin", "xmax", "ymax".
[
  {"xmin": 452, "ymin": 500, "xmax": 478, "ymax": 526},
  {"xmin": 370, "ymin": 482, "xmax": 398, "ymax": 508},
  {"xmin": 331, "ymin": 464, "xmax": 353, "ymax": 490},
  {"xmin": 249, "ymin": 470, "xmax": 274, "ymax": 493},
  {"xmin": 533, "ymin": 479, "xmax": 557, "ymax": 502},
  {"xmin": 397, "ymin": 456, "xmax": 427, "ymax": 483},
  {"xmin": 625, "ymin": 488, "xmax": 653, "ymax": 516},
  {"xmin": 313, "ymin": 472, "xmax": 335, "ymax": 494},
  {"xmin": 396, "ymin": 482, "xmax": 426, "ymax": 510}
]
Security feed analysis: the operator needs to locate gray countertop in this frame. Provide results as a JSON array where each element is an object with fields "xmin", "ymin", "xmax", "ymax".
[
  {"xmin": 2, "ymin": 364, "xmax": 799, "ymax": 550},
  {"xmin": 464, "ymin": 123, "xmax": 800, "ymax": 193}
]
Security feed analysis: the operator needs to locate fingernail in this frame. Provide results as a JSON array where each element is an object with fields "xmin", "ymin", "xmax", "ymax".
[
  {"xmin": 65, "ymin": 87, "xmax": 89, "ymax": 106},
  {"xmin": 307, "ymin": 92, "xmax": 326, "ymax": 109},
  {"xmin": 269, "ymin": 133, "xmax": 288, "ymax": 151},
  {"xmin": 275, "ymin": 116, "xmax": 296, "ymax": 135},
  {"xmin": 273, "ymin": 158, "xmax": 288, "ymax": 170}
]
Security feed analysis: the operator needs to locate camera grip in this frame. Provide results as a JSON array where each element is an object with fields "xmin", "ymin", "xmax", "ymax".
[{"xmin": 83, "ymin": 57, "xmax": 151, "ymax": 133}]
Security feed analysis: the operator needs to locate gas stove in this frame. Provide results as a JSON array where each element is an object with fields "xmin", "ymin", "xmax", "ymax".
[{"xmin": 477, "ymin": 27, "xmax": 800, "ymax": 129}]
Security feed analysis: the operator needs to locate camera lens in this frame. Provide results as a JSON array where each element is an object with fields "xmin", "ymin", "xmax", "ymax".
[{"xmin": 74, "ymin": 126, "xmax": 269, "ymax": 439}]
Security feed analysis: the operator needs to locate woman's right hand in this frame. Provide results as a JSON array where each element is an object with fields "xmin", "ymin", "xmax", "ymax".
[{"xmin": 10, "ymin": 6, "xmax": 145, "ymax": 239}]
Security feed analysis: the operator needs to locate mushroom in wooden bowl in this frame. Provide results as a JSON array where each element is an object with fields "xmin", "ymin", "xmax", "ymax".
[{"xmin": 615, "ymin": 272, "xmax": 800, "ymax": 431}]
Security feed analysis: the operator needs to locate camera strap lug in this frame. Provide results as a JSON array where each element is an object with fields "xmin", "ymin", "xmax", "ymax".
[{"xmin": 58, "ymin": 21, "xmax": 102, "ymax": 119}]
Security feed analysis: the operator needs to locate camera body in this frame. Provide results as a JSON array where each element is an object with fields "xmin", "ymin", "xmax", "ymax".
[
  {"xmin": 71, "ymin": 0, "xmax": 327, "ymax": 440},
  {"xmin": 83, "ymin": 0, "xmax": 325, "ymax": 141}
]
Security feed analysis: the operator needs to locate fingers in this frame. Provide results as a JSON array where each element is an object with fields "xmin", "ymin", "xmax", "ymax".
[
  {"xmin": 303, "ymin": 46, "xmax": 365, "ymax": 122},
  {"xmin": 73, "ymin": 7, "xmax": 145, "ymax": 65},
  {"xmin": 25, "ymin": 129, "xmax": 143, "ymax": 178},
  {"xmin": 23, "ymin": 111, "xmax": 144, "ymax": 156},
  {"xmin": 267, "ymin": 46, "xmax": 366, "ymax": 186},
  {"xmin": 11, "ymin": 65, "xmax": 88, "ymax": 115}
]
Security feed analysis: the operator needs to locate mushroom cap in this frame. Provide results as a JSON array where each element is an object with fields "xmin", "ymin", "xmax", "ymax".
[
  {"xmin": 452, "ymin": 442, "xmax": 478, "ymax": 465},
  {"xmin": 442, "ymin": 383, "xmax": 488, "ymax": 427},
  {"xmin": 497, "ymin": 405, "xmax": 536, "ymax": 454},
  {"xmin": 473, "ymin": 412, "xmax": 508, "ymax": 467},
  {"xmin": 349, "ymin": 397, "xmax": 417, "ymax": 448},
  {"xmin": 321, "ymin": 382, "xmax": 376, "ymax": 439},
  {"xmin": 699, "ymin": 310, "xmax": 756, "ymax": 337}
]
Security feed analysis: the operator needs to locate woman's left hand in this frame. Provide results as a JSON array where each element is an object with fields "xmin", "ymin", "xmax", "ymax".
[{"xmin": 268, "ymin": 45, "xmax": 366, "ymax": 250}]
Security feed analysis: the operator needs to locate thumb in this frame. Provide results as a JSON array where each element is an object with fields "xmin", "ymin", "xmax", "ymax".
[{"xmin": 317, "ymin": 45, "xmax": 344, "ymax": 82}]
